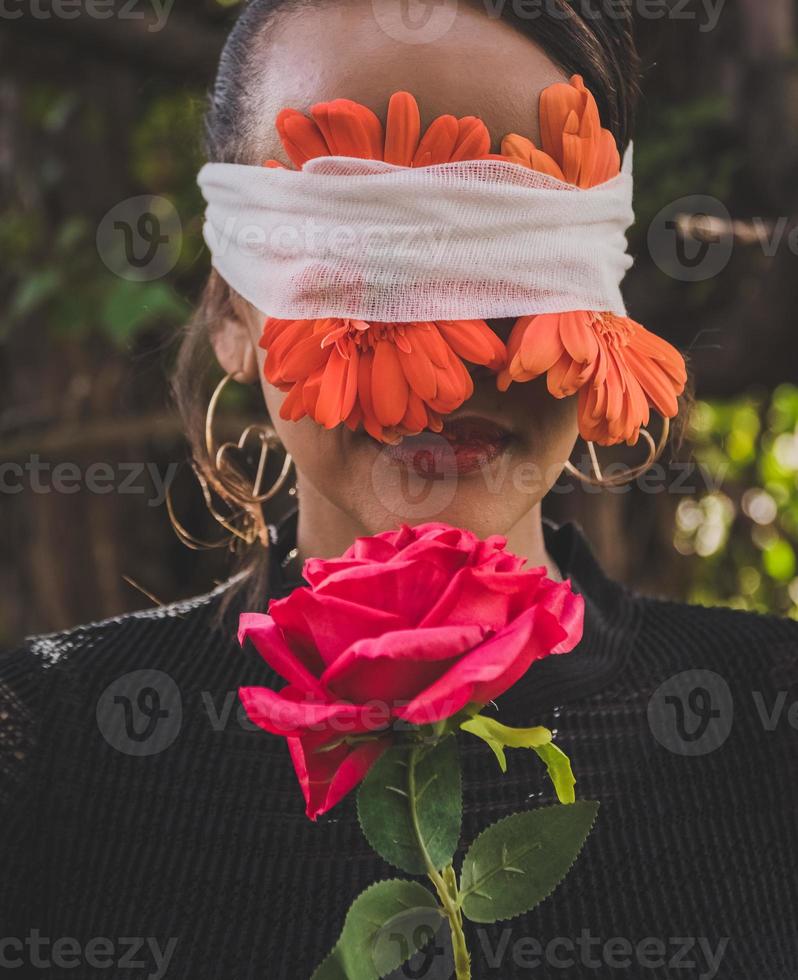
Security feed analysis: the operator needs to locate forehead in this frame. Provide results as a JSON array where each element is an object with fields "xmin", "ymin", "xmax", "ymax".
[{"xmin": 249, "ymin": 0, "xmax": 567, "ymax": 163}]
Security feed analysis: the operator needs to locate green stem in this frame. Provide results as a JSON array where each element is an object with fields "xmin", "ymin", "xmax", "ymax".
[{"xmin": 408, "ymin": 745, "xmax": 471, "ymax": 980}]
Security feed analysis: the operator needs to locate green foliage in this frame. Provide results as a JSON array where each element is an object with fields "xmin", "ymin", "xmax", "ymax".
[
  {"xmin": 2, "ymin": 85, "xmax": 202, "ymax": 353},
  {"xmin": 459, "ymin": 801, "xmax": 599, "ymax": 924},
  {"xmin": 677, "ymin": 384, "xmax": 798, "ymax": 617},
  {"xmin": 530, "ymin": 742, "xmax": 576, "ymax": 806},
  {"xmin": 358, "ymin": 737, "xmax": 462, "ymax": 875},
  {"xmin": 459, "ymin": 716, "xmax": 575, "ymax": 804},
  {"xmin": 311, "ymin": 880, "xmax": 441, "ymax": 980},
  {"xmin": 633, "ymin": 98, "xmax": 738, "ymax": 226}
]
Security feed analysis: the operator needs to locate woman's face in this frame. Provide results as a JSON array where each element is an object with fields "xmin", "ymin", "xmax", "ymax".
[{"xmin": 216, "ymin": 0, "xmax": 580, "ymax": 541}]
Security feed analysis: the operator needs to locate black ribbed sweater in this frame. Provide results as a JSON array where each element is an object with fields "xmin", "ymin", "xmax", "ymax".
[{"xmin": 2, "ymin": 522, "xmax": 797, "ymax": 980}]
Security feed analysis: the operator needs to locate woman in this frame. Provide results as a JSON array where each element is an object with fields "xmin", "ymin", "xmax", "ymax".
[{"xmin": 2, "ymin": 2, "xmax": 796, "ymax": 978}]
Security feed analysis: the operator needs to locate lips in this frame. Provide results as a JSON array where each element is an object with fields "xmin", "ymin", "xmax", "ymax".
[{"xmin": 381, "ymin": 416, "xmax": 513, "ymax": 475}]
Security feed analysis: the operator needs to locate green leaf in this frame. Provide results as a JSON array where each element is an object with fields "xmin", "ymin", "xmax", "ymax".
[
  {"xmin": 460, "ymin": 716, "xmax": 575, "ymax": 803},
  {"xmin": 530, "ymin": 742, "xmax": 576, "ymax": 805},
  {"xmin": 10, "ymin": 268, "xmax": 62, "ymax": 321},
  {"xmin": 460, "ymin": 800, "xmax": 599, "ymax": 924},
  {"xmin": 358, "ymin": 737, "xmax": 462, "ymax": 875},
  {"xmin": 310, "ymin": 949, "xmax": 349, "ymax": 980},
  {"xmin": 460, "ymin": 716, "xmax": 552, "ymax": 773},
  {"xmin": 99, "ymin": 279, "xmax": 188, "ymax": 346},
  {"xmin": 312, "ymin": 879, "xmax": 443, "ymax": 980}
]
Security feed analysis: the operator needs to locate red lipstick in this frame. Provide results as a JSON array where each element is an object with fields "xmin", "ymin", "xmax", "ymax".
[{"xmin": 383, "ymin": 416, "xmax": 513, "ymax": 476}]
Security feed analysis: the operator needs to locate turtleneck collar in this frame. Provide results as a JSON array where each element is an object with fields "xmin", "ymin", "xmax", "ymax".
[{"xmin": 266, "ymin": 510, "xmax": 641, "ymax": 713}]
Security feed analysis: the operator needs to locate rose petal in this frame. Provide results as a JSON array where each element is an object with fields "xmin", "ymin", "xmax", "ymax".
[
  {"xmin": 314, "ymin": 559, "xmax": 448, "ymax": 624},
  {"xmin": 289, "ymin": 733, "xmax": 391, "ymax": 821},
  {"xmin": 419, "ymin": 566, "xmax": 547, "ymax": 630},
  {"xmin": 272, "ymin": 589, "xmax": 408, "ymax": 666},
  {"xmin": 238, "ymin": 614, "xmax": 326, "ymax": 694},
  {"xmin": 397, "ymin": 604, "xmax": 570, "ymax": 725},
  {"xmin": 238, "ymin": 685, "xmax": 377, "ymax": 737},
  {"xmin": 321, "ymin": 624, "xmax": 487, "ymax": 705}
]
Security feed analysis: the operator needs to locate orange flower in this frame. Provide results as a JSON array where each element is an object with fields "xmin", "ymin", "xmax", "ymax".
[
  {"xmin": 498, "ymin": 76, "xmax": 686, "ymax": 445},
  {"xmin": 500, "ymin": 74, "xmax": 620, "ymax": 189},
  {"xmin": 261, "ymin": 93, "xmax": 504, "ymax": 443},
  {"xmin": 266, "ymin": 91, "xmax": 492, "ymax": 169},
  {"xmin": 498, "ymin": 312, "xmax": 687, "ymax": 446},
  {"xmin": 263, "ymin": 316, "xmax": 505, "ymax": 444}
]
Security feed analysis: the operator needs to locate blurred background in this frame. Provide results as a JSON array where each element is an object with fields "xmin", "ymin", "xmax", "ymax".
[{"xmin": 2, "ymin": 0, "xmax": 798, "ymax": 649}]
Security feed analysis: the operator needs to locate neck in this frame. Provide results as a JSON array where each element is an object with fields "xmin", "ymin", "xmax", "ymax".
[{"xmin": 294, "ymin": 478, "xmax": 560, "ymax": 579}]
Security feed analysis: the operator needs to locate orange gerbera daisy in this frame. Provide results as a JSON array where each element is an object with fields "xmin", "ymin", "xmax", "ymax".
[
  {"xmin": 266, "ymin": 91, "xmax": 492, "ymax": 169},
  {"xmin": 498, "ymin": 312, "xmax": 687, "ymax": 446},
  {"xmin": 500, "ymin": 74, "xmax": 620, "ymax": 188},
  {"xmin": 261, "ymin": 92, "xmax": 504, "ymax": 443},
  {"xmin": 263, "ymin": 316, "xmax": 505, "ymax": 444},
  {"xmin": 498, "ymin": 76, "xmax": 687, "ymax": 446}
]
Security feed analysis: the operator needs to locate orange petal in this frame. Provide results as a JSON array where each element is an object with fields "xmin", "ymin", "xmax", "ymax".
[
  {"xmin": 302, "ymin": 369, "xmax": 324, "ymax": 417},
  {"xmin": 276, "ymin": 331, "xmax": 329, "ymax": 382},
  {"xmin": 280, "ymin": 383, "xmax": 307, "ymax": 422},
  {"xmin": 629, "ymin": 323, "xmax": 688, "ymax": 387},
  {"xmin": 500, "ymin": 134, "xmax": 565, "ymax": 180},
  {"xmin": 260, "ymin": 316, "xmax": 300, "ymax": 350},
  {"xmin": 372, "ymin": 341, "xmax": 409, "ymax": 426},
  {"xmin": 558, "ymin": 311, "xmax": 600, "ymax": 366},
  {"xmin": 450, "ymin": 116, "xmax": 491, "ymax": 162},
  {"xmin": 344, "ymin": 402, "xmax": 363, "ymax": 432},
  {"xmin": 547, "ymin": 350, "xmax": 579, "ymax": 398},
  {"xmin": 275, "ymin": 109, "xmax": 331, "ymax": 167},
  {"xmin": 514, "ymin": 314, "xmax": 566, "ymax": 378},
  {"xmin": 588, "ymin": 129, "xmax": 621, "ymax": 187},
  {"xmin": 397, "ymin": 340, "xmax": 437, "ymax": 402},
  {"xmin": 429, "ymin": 348, "xmax": 472, "ymax": 412},
  {"xmin": 538, "ymin": 75, "xmax": 620, "ymax": 188},
  {"xmin": 311, "ymin": 99, "xmax": 384, "ymax": 159},
  {"xmin": 357, "ymin": 350, "xmax": 385, "ymax": 442},
  {"xmin": 263, "ymin": 320, "xmax": 316, "ymax": 384},
  {"xmin": 539, "ymin": 79, "xmax": 583, "ymax": 165},
  {"xmin": 314, "ymin": 345, "xmax": 359, "ymax": 429},
  {"xmin": 400, "ymin": 390, "xmax": 429, "ymax": 434},
  {"xmin": 623, "ymin": 347, "xmax": 681, "ymax": 419},
  {"xmin": 413, "ymin": 115, "xmax": 459, "ymax": 166},
  {"xmin": 384, "ymin": 92, "xmax": 421, "ymax": 167},
  {"xmin": 435, "ymin": 319, "xmax": 504, "ymax": 370},
  {"xmin": 412, "ymin": 323, "xmax": 451, "ymax": 368}
]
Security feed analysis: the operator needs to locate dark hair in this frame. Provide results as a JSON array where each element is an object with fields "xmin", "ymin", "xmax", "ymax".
[{"xmin": 172, "ymin": 0, "xmax": 643, "ymax": 600}]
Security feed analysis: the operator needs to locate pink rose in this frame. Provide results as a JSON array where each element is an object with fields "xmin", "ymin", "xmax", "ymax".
[{"xmin": 239, "ymin": 523, "xmax": 584, "ymax": 819}]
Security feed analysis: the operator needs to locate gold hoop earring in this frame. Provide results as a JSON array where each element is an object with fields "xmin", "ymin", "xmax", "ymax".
[
  {"xmin": 167, "ymin": 372, "xmax": 294, "ymax": 550},
  {"xmin": 565, "ymin": 417, "xmax": 670, "ymax": 488}
]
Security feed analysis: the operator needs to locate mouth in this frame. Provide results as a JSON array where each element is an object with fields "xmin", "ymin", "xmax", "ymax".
[{"xmin": 380, "ymin": 415, "xmax": 514, "ymax": 476}]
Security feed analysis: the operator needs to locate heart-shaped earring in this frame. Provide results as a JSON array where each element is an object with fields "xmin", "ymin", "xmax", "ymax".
[{"xmin": 167, "ymin": 373, "xmax": 293, "ymax": 550}]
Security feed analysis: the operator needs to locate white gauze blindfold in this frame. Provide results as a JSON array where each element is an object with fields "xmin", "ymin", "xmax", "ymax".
[{"xmin": 197, "ymin": 148, "xmax": 634, "ymax": 322}]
